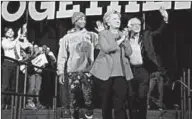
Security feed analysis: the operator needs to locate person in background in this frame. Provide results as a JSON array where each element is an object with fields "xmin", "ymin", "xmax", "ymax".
[
  {"xmin": 1, "ymin": 26, "xmax": 22, "ymax": 110},
  {"xmin": 57, "ymin": 12, "xmax": 98, "ymax": 119},
  {"xmin": 42, "ymin": 45, "xmax": 56, "ymax": 66},
  {"xmin": 127, "ymin": 7, "xmax": 168, "ymax": 119},
  {"xmin": 40, "ymin": 45, "xmax": 56, "ymax": 108},
  {"xmin": 147, "ymin": 57, "xmax": 167, "ymax": 110},
  {"xmin": 25, "ymin": 45, "xmax": 46, "ymax": 110},
  {"xmin": 90, "ymin": 10, "xmax": 133, "ymax": 119}
]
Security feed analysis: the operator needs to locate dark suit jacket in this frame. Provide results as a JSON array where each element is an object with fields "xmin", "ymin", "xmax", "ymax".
[{"xmin": 142, "ymin": 20, "xmax": 167, "ymax": 73}]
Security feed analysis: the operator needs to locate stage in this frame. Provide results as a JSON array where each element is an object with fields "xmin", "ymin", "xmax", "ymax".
[{"xmin": 2, "ymin": 109, "xmax": 192, "ymax": 119}]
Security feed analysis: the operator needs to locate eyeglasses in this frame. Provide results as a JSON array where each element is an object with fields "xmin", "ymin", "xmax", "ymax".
[{"xmin": 131, "ymin": 24, "xmax": 141, "ymax": 26}]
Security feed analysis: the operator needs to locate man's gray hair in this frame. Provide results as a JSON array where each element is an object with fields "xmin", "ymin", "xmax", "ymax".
[{"xmin": 127, "ymin": 17, "xmax": 141, "ymax": 27}]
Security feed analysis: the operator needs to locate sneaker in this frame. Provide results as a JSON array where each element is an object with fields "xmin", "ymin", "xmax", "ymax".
[
  {"xmin": 84, "ymin": 110, "xmax": 93, "ymax": 119},
  {"xmin": 25, "ymin": 102, "xmax": 37, "ymax": 110}
]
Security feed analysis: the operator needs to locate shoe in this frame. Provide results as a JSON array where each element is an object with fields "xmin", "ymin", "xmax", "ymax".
[
  {"xmin": 61, "ymin": 109, "xmax": 71, "ymax": 118},
  {"xmin": 157, "ymin": 102, "xmax": 164, "ymax": 111},
  {"xmin": 71, "ymin": 109, "xmax": 79, "ymax": 119},
  {"xmin": 158, "ymin": 107, "xmax": 163, "ymax": 111},
  {"xmin": 25, "ymin": 102, "xmax": 37, "ymax": 110},
  {"xmin": 147, "ymin": 105, "xmax": 150, "ymax": 109},
  {"xmin": 84, "ymin": 110, "xmax": 93, "ymax": 119},
  {"xmin": 1, "ymin": 104, "xmax": 11, "ymax": 110}
]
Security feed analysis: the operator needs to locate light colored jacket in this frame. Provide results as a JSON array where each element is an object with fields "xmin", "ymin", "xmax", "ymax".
[
  {"xmin": 57, "ymin": 28, "xmax": 98, "ymax": 75},
  {"xmin": 90, "ymin": 30, "xmax": 133, "ymax": 81}
]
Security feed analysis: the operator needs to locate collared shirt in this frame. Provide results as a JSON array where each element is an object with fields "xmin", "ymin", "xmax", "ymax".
[{"xmin": 129, "ymin": 35, "xmax": 143, "ymax": 65}]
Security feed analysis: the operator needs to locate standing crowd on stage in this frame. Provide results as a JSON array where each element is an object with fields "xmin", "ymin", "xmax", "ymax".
[
  {"xmin": 2, "ymin": 6, "xmax": 169, "ymax": 119},
  {"xmin": 1, "ymin": 23, "xmax": 56, "ymax": 110}
]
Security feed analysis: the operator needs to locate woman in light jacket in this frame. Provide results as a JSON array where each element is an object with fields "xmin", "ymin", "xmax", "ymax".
[{"xmin": 90, "ymin": 10, "xmax": 133, "ymax": 119}]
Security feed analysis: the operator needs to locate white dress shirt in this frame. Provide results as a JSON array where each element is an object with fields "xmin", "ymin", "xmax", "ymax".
[{"xmin": 129, "ymin": 36, "xmax": 143, "ymax": 65}]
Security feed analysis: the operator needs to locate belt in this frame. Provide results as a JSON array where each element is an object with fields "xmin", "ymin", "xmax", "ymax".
[
  {"xmin": 131, "ymin": 64, "xmax": 143, "ymax": 74},
  {"xmin": 131, "ymin": 64, "xmax": 143, "ymax": 68}
]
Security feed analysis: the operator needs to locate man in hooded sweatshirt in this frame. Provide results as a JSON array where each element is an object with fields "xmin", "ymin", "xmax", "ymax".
[{"xmin": 57, "ymin": 12, "xmax": 98, "ymax": 119}]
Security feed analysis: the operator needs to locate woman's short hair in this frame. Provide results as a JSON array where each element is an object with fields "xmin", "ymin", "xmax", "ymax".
[
  {"xmin": 4, "ymin": 27, "xmax": 13, "ymax": 34},
  {"xmin": 103, "ymin": 10, "xmax": 121, "ymax": 29}
]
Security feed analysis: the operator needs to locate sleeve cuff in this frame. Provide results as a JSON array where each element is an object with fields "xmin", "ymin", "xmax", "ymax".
[
  {"xmin": 163, "ymin": 17, "xmax": 168, "ymax": 24},
  {"xmin": 57, "ymin": 71, "xmax": 64, "ymax": 76}
]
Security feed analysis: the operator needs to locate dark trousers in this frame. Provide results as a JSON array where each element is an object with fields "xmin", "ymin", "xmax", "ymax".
[
  {"xmin": 97, "ymin": 76, "xmax": 128, "ymax": 119},
  {"xmin": 147, "ymin": 75, "xmax": 164, "ymax": 106},
  {"xmin": 1, "ymin": 60, "xmax": 17, "ymax": 105},
  {"xmin": 129, "ymin": 66, "xmax": 149, "ymax": 119},
  {"xmin": 40, "ymin": 69, "xmax": 55, "ymax": 107}
]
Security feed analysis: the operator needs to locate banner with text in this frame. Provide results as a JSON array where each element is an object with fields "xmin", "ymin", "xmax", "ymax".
[{"xmin": 1, "ymin": 1, "xmax": 192, "ymax": 22}]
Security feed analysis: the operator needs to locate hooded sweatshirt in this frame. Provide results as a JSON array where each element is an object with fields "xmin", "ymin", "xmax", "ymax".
[{"xmin": 57, "ymin": 28, "xmax": 98, "ymax": 75}]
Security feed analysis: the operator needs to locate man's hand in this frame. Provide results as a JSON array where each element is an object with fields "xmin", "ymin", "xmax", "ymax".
[
  {"xmin": 159, "ymin": 6, "xmax": 168, "ymax": 23},
  {"xmin": 17, "ymin": 28, "xmax": 21, "ymax": 36},
  {"xmin": 150, "ymin": 71, "xmax": 161, "ymax": 80},
  {"xmin": 23, "ymin": 23, "xmax": 27, "ymax": 29},
  {"xmin": 117, "ymin": 35, "xmax": 126, "ymax": 45},
  {"xmin": 122, "ymin": 27, "xmax": 130, "ymax": 39},
  {"xmin": 95, "ymin": 20, "xmax": 105, "ymax": 32},
  {"xmin": 59, "ymin": 74, "xmax": 65, "ymax": 85}
]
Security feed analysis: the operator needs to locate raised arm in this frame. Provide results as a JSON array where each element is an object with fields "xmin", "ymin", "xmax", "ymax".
[
  {"xmin": 151, "ymin": 7, "xmax": 168, "ymax": 36},
  {"xmin": 15, "ymin": 28, "xmax": 22, "ymax": 41}
]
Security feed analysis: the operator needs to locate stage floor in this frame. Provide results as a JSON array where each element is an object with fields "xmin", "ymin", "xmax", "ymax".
[{"xmin": 2, "ymin": 109, "xmax": 191, "ymax": 119}]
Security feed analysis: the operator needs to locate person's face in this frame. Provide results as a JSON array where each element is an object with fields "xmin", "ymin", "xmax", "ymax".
[
  {"xmin": 42, "ymin": 45, "xmax": 47, "ymax": 53},
  {"xmin": 34, "ymin": 46, "xmax": 39, "ymax": 53},
  {"xmin": 5, "ymin": 28, "xmax": 14, "ymax": 38},
  {"xmin": 75, "ymin": 17, "xmax": 86, "ymax": 29},
  {"xmin": 28, "ymin": 47, "xmax": 33, "ymax": 54},
  {"xmin": 107, "ymin": 14, "xmax": 121, "ymax": 29},
  {"xmin": 128, "ymin": 19, "xmax": 141, "ymax": 33}
]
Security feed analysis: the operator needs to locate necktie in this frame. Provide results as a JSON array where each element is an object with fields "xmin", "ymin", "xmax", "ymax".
[
  {"xmin": 14, "ymin": 46, "xmax": 20, "ymax": 60},
  {"xmin": 138, "ymin": 35, "xmax": 144, "ymax": 55}
]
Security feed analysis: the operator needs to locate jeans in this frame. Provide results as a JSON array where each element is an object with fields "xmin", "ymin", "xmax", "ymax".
[
  {"xmin": 1, "ymin": 60, "xmax": 17, "ymax": 105},
  {"xmin": 27, "ymin": 74, "xmax": 42, "ymax": 103},
  {"xmin": 147, "ymin": 74, "xmax": 164, "ymax": 107}
]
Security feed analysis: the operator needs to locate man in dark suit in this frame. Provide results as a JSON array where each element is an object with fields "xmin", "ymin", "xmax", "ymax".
[{"xmin": 127, "ymin": 7, "xmax": 168, "ymax": 119}]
